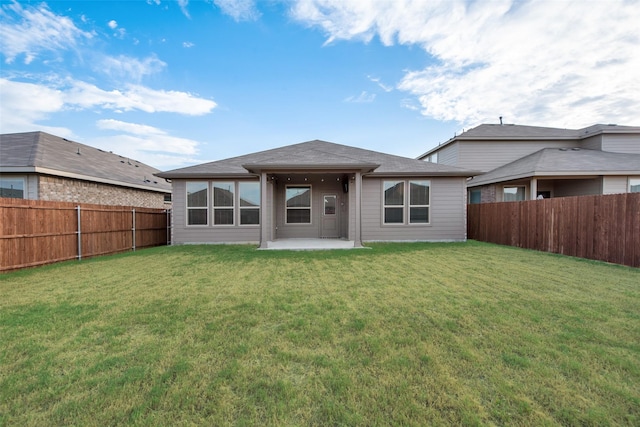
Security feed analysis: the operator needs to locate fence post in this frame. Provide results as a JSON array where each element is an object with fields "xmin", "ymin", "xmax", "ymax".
[
  {"xmin": 166, "ymin": 209, "xmax": 171, "ymax": 245},
  {"xmin": 76, "ymin": 205, "xmax": 82, "ymax": 260},
  {"xmin": 132, "ymin": 208, "xmax": 136, "ymax": 251}
]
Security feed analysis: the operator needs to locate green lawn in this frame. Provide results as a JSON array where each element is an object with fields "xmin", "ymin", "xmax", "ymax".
[{"xmin": 1, "ymin": 241, "xmax": 639, "ymax": 426}]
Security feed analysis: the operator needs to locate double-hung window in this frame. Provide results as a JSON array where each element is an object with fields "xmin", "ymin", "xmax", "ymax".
[
  {"xmin": 213, "ymin": 182, "xmax": 235, "ymax": 225},
  {"xmin": 186, "ymin": 182, "xmax": 208, "ymax": 225},
  {"xmin": 383, "ymin": 180, "xmax": 430, "ymax": 224},
  {"xmin": 286, "ymin": 186, "xmax": 311, "ymax": 224},
  {"xmin": 630, "ymin": 178, "xmax": 640, "ymax": 193},
  {"xmin": 409, "ymin": 180, "xmax": 430, "ymax": 223},
  {"xmin": 383, "ymin": 181, "xmax": 404, "ymax": 224},
  {"xmin": 239, "ymin": 182, "xmax": 260, "ymax": 225}
]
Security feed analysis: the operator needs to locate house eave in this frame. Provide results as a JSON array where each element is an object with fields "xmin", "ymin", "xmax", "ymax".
[
  {"xmin": 242, "ymin": 163, "xmax": 380, "ymax": 173},
  {"xmin": 1, "ymin": 166, "xmax": 170, "ymax": 193},
  {"xmin": 468, "ymin": 170, "xmax": 640, "ymax": 187},
  {"xmin": 155, "ymin": 172, "xmax": 260, "ymax": 180}
]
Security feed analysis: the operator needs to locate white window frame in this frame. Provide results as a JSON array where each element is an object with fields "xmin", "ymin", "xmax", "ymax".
[
  {"xmin": 383, "ymin": 180, "xmax": 405, "ymax": 225},
  {"xmin": 503, "ymin": 185, "xmax": 526, "ymax": 202},
  {"xmin": 186, "ymin": 181, "xmax": 209, "ymax": 226},
  {"xmin": 382, "ymin": 180, "xmax": 431, "ymax": 225},
  {"xmin": 408, "ymin": 180, "xmax": 430, "ymax": 224},
  {"xmin": 468, "ymin": 189, "xmax": 481, "ymax": 204},
  {"xmin": 239, "ymin": 181, "xmax": 260, "ymax": 226},
  {"xmin": 212, "ymin": 181, "xmax": 235, "ymax": 226},
  {"xmin": 629, "ymin": 177, "xmax": 640, "ymax": 193},
  {"xmin": 285, "ymin": 185, "xmax": 312, "ymax": 224}
]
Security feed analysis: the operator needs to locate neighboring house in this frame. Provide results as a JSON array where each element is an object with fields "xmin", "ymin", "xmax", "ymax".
[
  {"xmin": 0, "ymin": 131, "xmax": 171, "ymax": 208},
  {"xmin": 156, "ymin": 139, "xmax": 478, "ymax": 247},
  {"xmin": 418, "ymin": 123, "xmax": 640, "ymax": 203}
]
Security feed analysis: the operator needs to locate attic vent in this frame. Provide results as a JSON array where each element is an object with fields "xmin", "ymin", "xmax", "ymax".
[
  {"xmin": 571, "ymin": 148, "xmax": 580, "ymax": 151},
  {"xmin": 559, "ymin": 148, "xmax": 568, "ymax": 151}
]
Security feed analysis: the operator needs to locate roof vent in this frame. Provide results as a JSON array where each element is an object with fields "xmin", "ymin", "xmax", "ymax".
[
  {"xmin": 77, "ymin": 148, "xmax": 81, "ymax": 155},
  {"xmin": 571, "ymin": 147, "xmax": 580, "ymax": 151},
  {"xmin": 559, "ymin": 148, "xmax": 568, "ymax": 151}
]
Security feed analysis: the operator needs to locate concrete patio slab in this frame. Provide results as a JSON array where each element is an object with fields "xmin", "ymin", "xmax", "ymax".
[{"xmin": 261, "ymin": 239, "xmax": 357, "ymax": 250}]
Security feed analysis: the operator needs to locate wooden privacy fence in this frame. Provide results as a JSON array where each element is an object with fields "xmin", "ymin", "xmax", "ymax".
[
  {"xmin": 468, "ymin": 193, "xmax": 640, "ymax": 268},
  {"xmin": 1, "ymin": 198, "xmax": 170, "ymax": 272}
]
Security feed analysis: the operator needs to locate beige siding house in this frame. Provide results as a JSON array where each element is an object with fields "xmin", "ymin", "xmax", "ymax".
[
  {"xmin": 0, "ymin": 132, "xmax": 171, "ymax": 208},
  {"xmin": 418, "ymin": 124, "xmax": 640, "ymax": 203},
  {"xmin": 157, "ymin": 140, "xmax": 476, "ymax": 247}
]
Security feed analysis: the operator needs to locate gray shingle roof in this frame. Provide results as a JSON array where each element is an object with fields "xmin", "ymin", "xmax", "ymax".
[
  {"xmin": 157, "ymin": 139, "xmax": 478, "ymax": 178},
  {"xmin": 469, "ymin": 148, "xmax": 640, "ymax": 187},
  {"xmin": 418, "ymin": 123, "xmax": 640, "ymax": 159},
  {"xmin": 0, "ymin": 131, "xmax": 170, "ymax": 192}
]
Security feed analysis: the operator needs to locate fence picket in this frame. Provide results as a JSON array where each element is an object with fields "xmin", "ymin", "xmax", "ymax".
[{"xmin": 467, "ymin": 193, "xmax": 639, "ymax": 268}]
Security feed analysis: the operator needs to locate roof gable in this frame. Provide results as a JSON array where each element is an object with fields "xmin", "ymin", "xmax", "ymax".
[
  {"xmin": 0, "ymin": 132, "xmax": 170, "ymax": 192},
  {"xmin": 158, "ymin": 139, "xmax": 477, "ymax": 178}
]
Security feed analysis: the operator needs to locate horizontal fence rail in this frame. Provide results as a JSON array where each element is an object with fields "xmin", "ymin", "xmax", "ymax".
[
  {"xmin": 1, "ymin": 198, "xmax": 170, "ymax": 272},
  {"xmin": 468, "ymin": 193, "xmax": 640, "ymax": 268}
]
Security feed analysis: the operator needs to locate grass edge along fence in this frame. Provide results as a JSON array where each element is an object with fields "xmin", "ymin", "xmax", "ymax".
[
  {"xmin": 468, "ymin": 192, "xmax": 640, "ymax": 268},
  {"xmin": 1, "ymin": 198, "xmax": 170, "ymax": 272}
]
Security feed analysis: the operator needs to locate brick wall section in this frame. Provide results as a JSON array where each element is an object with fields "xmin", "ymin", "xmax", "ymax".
[
  {"xmin": 480, "ymin": 185, "xmax": 497, "ymax": 203},
  {"xmin": 38, "ymin": 175, "xmax": 170, "ymax": 209}
]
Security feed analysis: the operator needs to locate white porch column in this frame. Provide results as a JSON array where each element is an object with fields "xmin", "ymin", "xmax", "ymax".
[
  {"xmin": 259, "ymin": 172, "xmax": 269, "ymax": 248},
  {"xmin": 354, "ymin": 171, "xmax": 363, "ymax": 247},
  {"xmin": 530, "ymin": 177, "xmax": 538, "ymax": 200}
]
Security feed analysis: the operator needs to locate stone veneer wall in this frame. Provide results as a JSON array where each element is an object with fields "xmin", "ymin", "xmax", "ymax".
[{"xmin": 38, "ymin": 175, "xmax": 170, "ymax": 209}]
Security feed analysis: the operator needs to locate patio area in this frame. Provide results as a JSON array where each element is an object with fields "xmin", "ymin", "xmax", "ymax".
[{"xmin": 261, "ymin": 239, "xmax": 358, "ymax": 250}]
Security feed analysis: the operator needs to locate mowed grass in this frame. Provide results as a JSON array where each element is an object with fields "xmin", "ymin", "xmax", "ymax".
[{"xmin": 1, "ymin": 242, "xmax": 639, "ymax": 426}]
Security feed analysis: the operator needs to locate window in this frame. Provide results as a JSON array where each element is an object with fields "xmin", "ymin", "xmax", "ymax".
[
  {"xmin": 409, "ymin": 181, "xmax": 430, "ymax": 223},
  {"xmin": 213, "ymin": 182, "xmax": 235, "ymax": 225},
  {"xmin": 469, "ymin": 189, "xmax": 481, "ymax": 204},
  {"xmin": 383, "ymin": 181, "xmax": 404, "ymax": 224},
  {"xmin": 383, "ymin": 180, "xmax": 431, "ymax": 224},
  {"xmin": 0, "ymin": 177, "xmax": 25, "ymax": 198},
  {"xmin": 630, "ymin": 178, "xmax": 640, "ymax": 193},
  {"xmin": 286, "ymin": 186, "xmax": 311, "ymax": 224},
  {"xmin": 186, "ymin": 182, "xmax": 208, "ymax": 225},
  {"xmin": 503, "ymin": 186, "xmax": 525, "ymax": 202},
  {"xmin": 239, "ymin": 182, "xmax": 260, "ymax": 225},
  {"xmin": 324, "ymin": 195, "xmax": 336, "ymax": 216}
]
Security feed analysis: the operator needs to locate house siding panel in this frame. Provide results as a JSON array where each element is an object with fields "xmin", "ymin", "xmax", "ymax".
[
  {"xmin": 602, "ymin": 134, "xmax": 640, "ymax": 154},
  {"xmin": 603, "ymin": 176, "xmax": 630, "ymax": 194},
  {"xmin": 580, "ymin": 135, "xmax": 603, "ymax": 150},
  {"xmin": 361, "ymin": 177, "xmax": 466, "ymax": 242},
  {"xmin": 436, "ymin": 143, "xmax": 459, "ymax": 166},
  {"xmin": 456, "ymin": 140, "xmax": 577, "ymax": 172},
  {"xmin": 171, "ymin": 179, "xmax": 260, "ymax": 245}
]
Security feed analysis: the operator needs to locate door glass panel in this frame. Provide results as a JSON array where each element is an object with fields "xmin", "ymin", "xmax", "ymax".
[{"xmin": 324, "ymin": 195, "xmax": 336, "ymax": 215}]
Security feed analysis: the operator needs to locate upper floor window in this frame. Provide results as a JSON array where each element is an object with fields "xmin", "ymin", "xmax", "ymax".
[
  {"xmin": 630, "ymin": 178, "xmax": 640, "ymax": 193},
  {"xmin": 469, "ymin": 189, "xmax": 481, "ymax": 204},
  {"xmin": 0, "ymin": 177, "xmax": 25, "ymax": 198}
]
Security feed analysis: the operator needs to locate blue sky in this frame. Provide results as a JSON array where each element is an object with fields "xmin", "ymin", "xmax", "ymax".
[{"xmin": 1, "ymin": 0, "xmax": 639, "ymax": 171}]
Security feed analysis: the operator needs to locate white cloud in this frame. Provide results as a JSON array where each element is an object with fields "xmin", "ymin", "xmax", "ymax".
[
  {"xmin": 0, "ymin": 1, "xmax": 93, "ymax": 64},
  {"xmin": 64, "ymin": 80, "xmax": 217, "ymax": 115},
  {"xmin": 213, "ymin": 0, "xmax": 261, "ymax": 22},
  {"xmin": 107, "ymin": 20, "xmax": 118, "ymax": 29},
  {"xmin": 98, "ymin": 54, "xmax": 167, "ymax": 81},
  {"xmin": 368, "ymin": 75, "xmax": 393, "ymax": 92},
  {"xmin": 178, "ymin": 0, "xmax": 191, "ymax": 18},
  {"xmin": 183, "ymin": 41, "xmax": 195, "ymax": 48},
  {"xmin": 93, "ymin": 119, "xmax": 202, "ymax": 168},
  {"xmin": 291, "ymin": 0, "xmax": 640, "ymax": 128},
  {"xmin": 344, "ymin": 91, "xmax": 376, "ymax": 103}
]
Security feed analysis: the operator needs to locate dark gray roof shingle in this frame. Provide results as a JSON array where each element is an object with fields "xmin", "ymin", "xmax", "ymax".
[
  {"xmin": 157, "ymin": 139, "xmax": 477, "ymax": 178},
  {"xmin": 469, "ymin": 148, "xmax": 640, "ymax": 186},
  {"xmin": 0, "ymin": 131, "xmax": 170, "ymax": 192}
]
